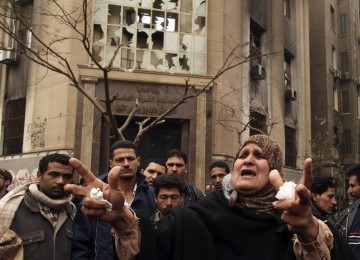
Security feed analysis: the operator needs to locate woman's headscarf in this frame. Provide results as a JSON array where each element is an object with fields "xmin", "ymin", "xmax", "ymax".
[
  {"xmin": 227, "ymin": 134, "xmax": 284, "ymax": 214},
  {"xmin": 237, "ymin": 134, "xmax": 284, "ymax": 178}
]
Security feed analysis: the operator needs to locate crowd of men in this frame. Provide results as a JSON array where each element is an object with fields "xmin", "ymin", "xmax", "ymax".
[{"xmin": 0, "ymin": 139, "xmax": 360, "ymax": 259}]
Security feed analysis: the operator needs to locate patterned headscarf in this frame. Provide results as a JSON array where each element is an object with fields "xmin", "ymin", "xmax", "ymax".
[
  {"xmin": 228, "ymin": 134, "xmax": 284, "ymax": 214},
  {"xmin": 237, "ymin": 134, "xmax": 284, "ymax": 178}
]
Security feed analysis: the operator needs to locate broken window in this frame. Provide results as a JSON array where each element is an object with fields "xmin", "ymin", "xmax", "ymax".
[
  {"xmin": 150, "ymin": 51, "xmax": 164, "ymax": 70},
  {"xmin": 166, "ymin": 13, "xmax": 178, "ymax": 31},
  {"xmin": 107, "ymin": 26, "xmax": 121, "ymax": 46},
  {"xmin": 93, "ymin": 24, "xmax": 105, "ymax": 45},
  {"xmin": 108, "ymin": 5, "xmax": 122, "ymax": 24},
  {"xmin": 164, "ymin": 0, "xmax": 179, "ymax": 11},
  {"xmin": 138, "ymin": 9, "xmax": 151, "ymax": 28},
  {"xmin": 250, "ymin": 20, "xmax": 265, "ymax": 65},
  {"xmin": 153, "ymin": 11, "xmax": 165, "ymax": 30},
  {"xmin": 165, "ymin": 53, "xmax": 178, "ymax": 70},
  {"xmin": 194, "ymin": 0, "xmax": 206, "ymax": 16},
  {"xmin": 284, "ymin": 51, "xmax": 292, "ymax": 87},
  {"xmin": 193, "ymin": 16, "xmax": 205, "ymax": 34},
  {"xmin": 179, "ymin": 53, "xmax": 190, "ymax": 72},
  {"xmin": 92, "ymin": 1, "xmax": 207, "ymax": 74},
  {"xmin": 122, "ymin": 27, "xmax": 135, "ymax": 47},
  {"xmin": 137, "ymin": 30, "xmax": 150, "ymax": 48},
  {"xmin": 152, "ymin": 31, "xmax": 164, "ymax": 50},
  {"xmin": 123, "ymin": 7, "xmax": 136, "ymax": 26},
  {"xmin": 180, "ymin": 34, "xmax": 192, "ymax": 52}
]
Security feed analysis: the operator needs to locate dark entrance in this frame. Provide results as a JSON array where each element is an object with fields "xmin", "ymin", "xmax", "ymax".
[{"xmin": 113, "ymin": 116, "xmax": 187, "ymax": 169}]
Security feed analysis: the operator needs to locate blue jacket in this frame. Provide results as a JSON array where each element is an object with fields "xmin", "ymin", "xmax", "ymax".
[{"xmin": 71, "ymin": 173, "xmax": 156, "ymax": 260}]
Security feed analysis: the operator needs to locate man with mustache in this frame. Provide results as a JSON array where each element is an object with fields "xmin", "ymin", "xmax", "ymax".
[
  {"xmin": 71, "ymin": 140, "xmax": 156, "ymax": 260},
  {"xmin": 311, "ymin": 176, "xmax": 337, "ymax": 223},
  {"xmin": 0, "ymin": 153, "xmax": 76, "ymax": 259},
  {"xmin": 152, "ymin": 173, "xmax": 184, "ymax": 222}
]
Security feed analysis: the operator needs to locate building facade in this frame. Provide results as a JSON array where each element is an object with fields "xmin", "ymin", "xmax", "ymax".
[
  {"xmin": 309, "ymin": 0, "xmax": 360, "ymax": 206},
  {"xmin": 0, "ymin": 0, "xmax": 311, "ymax": 191}
]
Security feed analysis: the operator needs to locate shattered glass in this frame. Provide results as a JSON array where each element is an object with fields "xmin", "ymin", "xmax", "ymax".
[
  {"xmin": 92, "ymin": 0, "xmax": 207, "ymax": 74},
  {"xmin": 123, "ymin": 7, "xmax": 136, "ymax": 26},
  {"xmin": 108, "ymin": 5, "xmax": 122, "ymax": 24},
  {"xmin": 166, "ymin": 13, "xmax": 178, "ymax": 32},
  {"xmin": 150, "ymin": 51, "xmax": 164, "ymax": 70}
]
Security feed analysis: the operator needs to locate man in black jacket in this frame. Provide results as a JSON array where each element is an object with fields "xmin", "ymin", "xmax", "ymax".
[
  {"xmin": 71, "ymin": 140, "xmax": 156, "ymax": 260},
  {"xmin": 311, "ymin": 176, "xmax": 337, "ymax": 223},
  {"xmin": 165, "ymin": 149, "xmax": 203, "ymax": 207},
  {"xmin": 338, "ymin": 164, "xmax": 360, "ymax": 259},
  {"xmin": 311, "ymin": 176, "xmax": 357, "ymax": 259}
]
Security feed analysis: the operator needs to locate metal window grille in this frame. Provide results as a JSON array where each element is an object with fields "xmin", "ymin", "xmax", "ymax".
[{"xmin": 3, "ymin": 98, "xmax": 26, "ymax": 155}]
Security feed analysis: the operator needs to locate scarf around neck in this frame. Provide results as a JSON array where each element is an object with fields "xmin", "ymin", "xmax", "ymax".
[
  {"xmin": 28, "ymin": 183, "xmax": 71, "ymax": 210},
  {"xmin": 226, "ymin": 184, "xmax": 276, "ymax": 214}
]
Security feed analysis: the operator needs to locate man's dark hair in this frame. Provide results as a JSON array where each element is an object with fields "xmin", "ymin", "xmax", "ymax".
[
  {"xmin": 38, "ymin": 153, "xmax": 72, "ymax": 174},
  {"xmin": 311, "ymin": 176, "xmax": 336, "ymax": 195},
  {"xmin": 153, "ymin": 173, "xmax": 185, "ymax": 196},
  {"xmin": 209, "ymin": 161, "xmax": 230, "ymax": 174},
  {"xmin": 143, "ymin": 157, "xmax": 166, "ymax": 169},
  {"xmin": 165, "ymin": 149, "xmax": 187, "ymax": 164},
  {"xmin": 110, "ymin": 140, "xmax": 138, "ymax": 159},
  {"xmin": 346, "ymin": 164, "xmax": 360, "ymax": 184}
]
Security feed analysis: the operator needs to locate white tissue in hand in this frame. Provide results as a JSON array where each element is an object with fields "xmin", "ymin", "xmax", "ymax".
[
  {"xmin": 275, "ymin": 181, "xmax": 296, "ymax": 200},
  {"xmin": 90, "ymin": 188, "xmax": 104, "ymax": 199},
  {"xmin": 89, "ymin": 188, "xmax": 112, "ymax": 211}
]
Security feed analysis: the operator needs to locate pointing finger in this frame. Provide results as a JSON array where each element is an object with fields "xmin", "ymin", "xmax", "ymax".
[
  {"xmin": 107, "ymin": 166, "xmax": 122, "ymax": 190},
  {"xmin": 69, "ymin": 158, "xmax": 97, "ymax": 184},
  {"xmin": 64, "ymin": 183, "xmax": 89, "ymax": 197},
  {"xmin": 299, "ymin": 158, "xmax": 312, "ymax": 190},
  {"xmin": 269, "ymin": 169, "xmax": 284, "ymax": 192}
]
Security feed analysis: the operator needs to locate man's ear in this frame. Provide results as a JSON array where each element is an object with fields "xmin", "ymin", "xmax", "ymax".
[
  {"xmin": 36, "ymin": 171, "xmax": 42, "ymax": 181},
  {"xmin": 311, "ymin": 193, "xmax": 318, "ymax": 202},
  {"xmin": 154, "ymin": 195, "xmax": 158, "ymax": 204},
  {"xmin": 4, "ymin": 180, "xmax": 10, "ymax": 187},
  {"xmin": 137, "ymin": 157, "xmax": 141, "ymax": 167}
]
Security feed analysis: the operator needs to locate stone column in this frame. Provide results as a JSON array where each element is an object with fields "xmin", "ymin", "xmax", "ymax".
[
  {"xmin": 195, "ymin": 90, "xmax": 207, "ymax": 192},
  {"xmin": 80, "ymin": 77, "xmax": 98, "ymax": 168}
]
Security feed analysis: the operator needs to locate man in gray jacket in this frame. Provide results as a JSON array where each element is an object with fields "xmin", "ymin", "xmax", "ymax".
[{"xmin": 338, "ymin": 164, "xmax": 360, "ymax": 258}]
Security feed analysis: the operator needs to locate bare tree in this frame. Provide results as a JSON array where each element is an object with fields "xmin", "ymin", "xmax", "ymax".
[
  {"xmin": 0, "ymin": 0, "xmax": 281, "ymax": 149},
  {"xmin": 214, "ymin": 98, "xmax": 281, "ymax": 145},
  {"xmin": 310, "ymin": 128, "xmax": 343, "ymax": 175}
]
